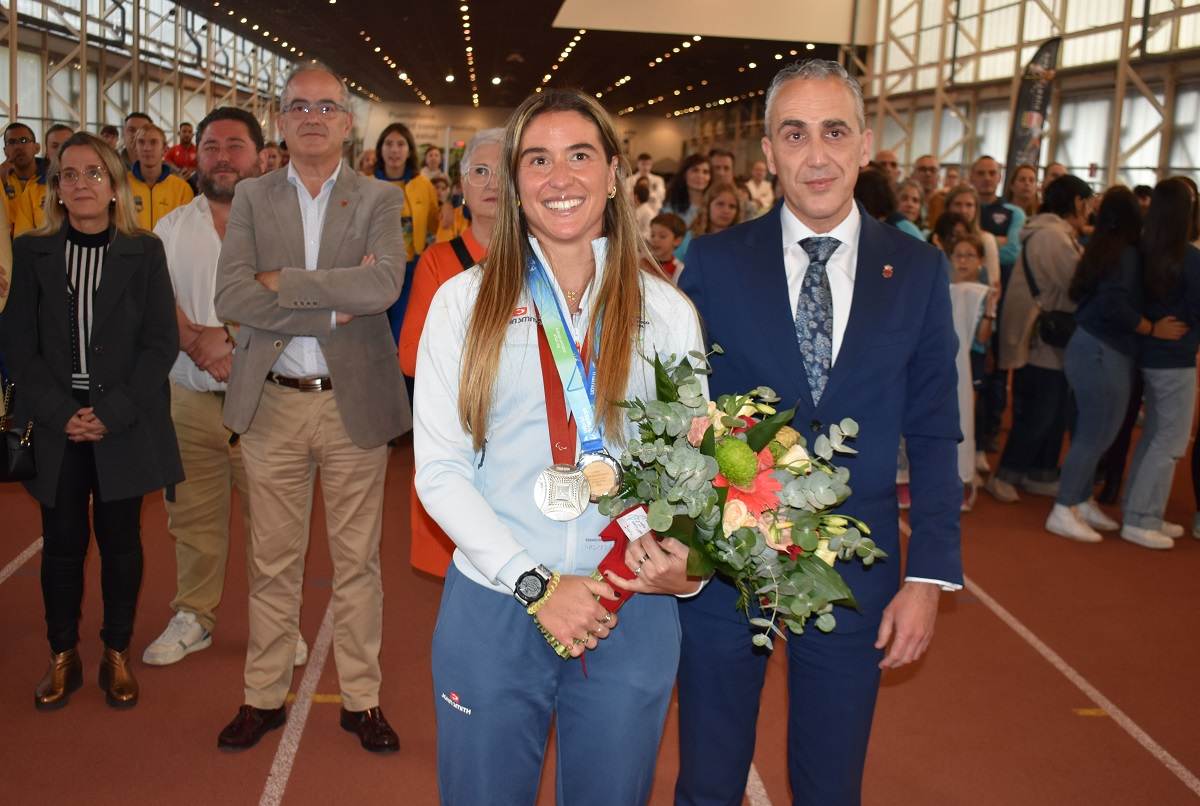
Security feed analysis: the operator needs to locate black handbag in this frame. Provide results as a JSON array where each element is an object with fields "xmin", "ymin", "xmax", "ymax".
[
  {"xmin": 1020, "ymin": 233, "xmax": 1076, "ymax": 349},
  {"xmin": 0, "ymin": 381, "xmax": 35, "ymax": 482}
]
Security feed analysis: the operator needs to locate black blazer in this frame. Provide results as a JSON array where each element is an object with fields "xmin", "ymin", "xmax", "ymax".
[{"xmin": 1, "ymin": 226, "xmax": 183, "ymax": 506}]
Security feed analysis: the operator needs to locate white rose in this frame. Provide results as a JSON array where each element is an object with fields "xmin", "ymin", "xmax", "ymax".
[
  {"xmin": 721, "ymin": 499, "xmax": 755, "ymax": 537},
  {"xmin": 777, "ymin": 444, "xmax": 810, "ymax": 471}
]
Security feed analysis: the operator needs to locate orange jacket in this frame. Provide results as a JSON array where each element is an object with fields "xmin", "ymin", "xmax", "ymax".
[{"xmin": 401, "ymin": 227, "xmax": 486, "ymax": 577}]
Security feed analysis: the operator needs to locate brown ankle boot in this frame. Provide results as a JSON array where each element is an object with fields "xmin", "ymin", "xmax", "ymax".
[
  {"xmin": 35, "ymin": 648, "xmax": 83, "ymax": 711},
  {"xmin": 99, "ymin": 647, "xmax": 139, "ymax": 709}
]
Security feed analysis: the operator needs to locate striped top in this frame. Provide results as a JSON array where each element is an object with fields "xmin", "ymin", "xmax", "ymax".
[{"xmin": 65, "ymin": 226, "xmax": 111, "ymax": 390}]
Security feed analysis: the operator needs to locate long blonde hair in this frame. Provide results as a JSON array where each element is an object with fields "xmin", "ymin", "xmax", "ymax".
[
  {"xmin": 458, "ymin": 89, "xmax": 655, "ymax": 450},
  {"xmin": 37, "ymin": 132, "xmax": 145, "ymax": 236}
]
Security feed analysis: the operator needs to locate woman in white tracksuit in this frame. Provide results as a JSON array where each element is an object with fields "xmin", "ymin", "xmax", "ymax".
[{"xmin": 413, "ymin": 88, "xmax": 705, "ymax": 805}]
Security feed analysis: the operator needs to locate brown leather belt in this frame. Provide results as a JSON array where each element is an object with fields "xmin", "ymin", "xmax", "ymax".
[{"xmin": 267, "ymin": 372, "xmax": 333, "ymax": 392}]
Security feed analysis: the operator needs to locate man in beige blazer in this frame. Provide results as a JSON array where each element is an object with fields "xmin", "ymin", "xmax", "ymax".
[{"xmin": 212, "ymin": 62, "xmax": 409, "ymax": 754}]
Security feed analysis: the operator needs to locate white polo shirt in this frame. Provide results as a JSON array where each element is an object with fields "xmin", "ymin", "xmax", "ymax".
[{"xmin": 157, "ymin": 194, "xmax": 226, "ymax": 393}]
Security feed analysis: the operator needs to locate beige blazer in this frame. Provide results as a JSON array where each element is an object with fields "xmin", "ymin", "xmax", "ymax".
[{"xmin": 214, "ymin": 163, "xmax": 411, "ymax": 448}]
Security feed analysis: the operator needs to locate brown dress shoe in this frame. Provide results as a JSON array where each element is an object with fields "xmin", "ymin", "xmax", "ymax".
[
  {"xmin": 98, "ymin": 646, "xmax": 139, "ymax": 709},
  {"xmin": 340, "ymin": 706, "xmax": 400, "ymax": 753},
  {"xmin": 35, "ymin": 648, "xmax": 83, "ymax": 711},
  {"xmin": 218, "ymin": 705, "xmax": 287, "ymax": 751}
]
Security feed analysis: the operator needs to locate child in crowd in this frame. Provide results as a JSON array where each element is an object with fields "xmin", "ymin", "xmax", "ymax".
[
  {"xmin": 649, "ymin": 212, "xmax": 687, "ymax": 280},
  {"xmin": 947, "ymin": 233, "xmax": 996, "ymax": 510}
]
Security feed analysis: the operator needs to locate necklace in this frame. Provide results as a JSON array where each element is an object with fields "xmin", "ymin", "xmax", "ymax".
[{"xmin": 565, "ymin": 288, "xmax": 581, "ymax": 304}]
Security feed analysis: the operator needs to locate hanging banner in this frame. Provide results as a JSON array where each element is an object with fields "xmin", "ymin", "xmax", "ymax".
[{"xmin": 1004, "ymin": 37, "xmax": 1062, "ymax": 183}]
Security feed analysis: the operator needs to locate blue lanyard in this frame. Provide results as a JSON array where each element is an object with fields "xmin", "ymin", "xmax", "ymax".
[{"xmin": 526, "ymin": 251, "xmax": 605, "ymax": 454}]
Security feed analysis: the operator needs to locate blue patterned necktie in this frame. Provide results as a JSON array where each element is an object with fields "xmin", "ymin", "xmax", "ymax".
[{"xmin": 794, "ymin": 236, "xmax": 841, "ymax": 405}]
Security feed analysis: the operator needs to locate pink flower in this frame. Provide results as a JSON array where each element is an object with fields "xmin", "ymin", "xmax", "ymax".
[
  {"xmin": 715, "ymin": 447, "xmax": 782, "ymax": 517},
  {"xmin": 687, "ymin": 415, "xmax": 711, "ymax": 447}
]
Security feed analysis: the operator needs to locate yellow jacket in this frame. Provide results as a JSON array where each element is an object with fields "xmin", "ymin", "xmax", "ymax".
[
  {"xmin": 12, "ymin": 179, "xmax": 48, "ymax": 236},
  {"xmin": 2, "ymin": 158, "xmax": 47, "ymax": 229},
  {"xmin": 373, "ymin": 168, "xmax": 439, "ymax": 262},
  {"xmin": 128, "ymin": 163, "xmax": 194, "ymax": 230}
]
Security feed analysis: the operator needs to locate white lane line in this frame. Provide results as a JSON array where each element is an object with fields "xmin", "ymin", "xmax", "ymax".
[
  {"xmin": 258, "ymin": 601, "xmax": 336, "ymax": 806},
  {"xmin": 0, "ymin": 537, "xmax": 42, "ymax": 587},
  {"xmin": 746, "ymin": 762, "xmax": 774, "ymax": 806},
  {"xmin": 966, "ymin": 574, "xmax": 1200, "ymax": 798}
]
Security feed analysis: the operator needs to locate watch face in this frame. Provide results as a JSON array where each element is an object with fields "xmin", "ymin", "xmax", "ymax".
[{"xmin": 517, "ymin": 573, "xmax": 545, "ymax": 602}]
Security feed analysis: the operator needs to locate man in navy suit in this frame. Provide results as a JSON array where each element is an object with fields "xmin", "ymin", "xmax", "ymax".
[{"xmin": 675, "ymin": 60, "xmax": 963, "ymax": 806}]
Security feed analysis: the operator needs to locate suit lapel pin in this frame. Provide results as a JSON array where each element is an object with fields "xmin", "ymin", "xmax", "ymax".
[
  {"xmin": 882, "ymin": 264, "xmax": 894, "ymax": 278},
  {"xmin": 340, "ymin": 199, "xmax": 348, "ymax": 207}
]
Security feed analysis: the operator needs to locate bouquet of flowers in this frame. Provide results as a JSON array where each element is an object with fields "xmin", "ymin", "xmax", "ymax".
[{"xmin": 597, "ymin": 347, "xmax": 887, "ymax": 648}]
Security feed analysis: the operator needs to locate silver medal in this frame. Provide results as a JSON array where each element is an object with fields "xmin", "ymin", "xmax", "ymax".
[{"xmin": 534, "ymin": 463, "xmax": 591, "ymax": 521}]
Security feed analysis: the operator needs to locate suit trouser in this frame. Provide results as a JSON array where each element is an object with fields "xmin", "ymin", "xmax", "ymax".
[
  {"xmin": 238, "ymin": 382, "xmax": 388, "ymax": 711},
  {"xmin": 432, "ymin": 564, "xmax": 680, "ymax": 806},
  {"xmin": 675, "ymin": 575, "xmax": 883, "ymax": 806},
  {"xmin": 164, "ymin": 382, "xmax": 251, "ymax": 632}
]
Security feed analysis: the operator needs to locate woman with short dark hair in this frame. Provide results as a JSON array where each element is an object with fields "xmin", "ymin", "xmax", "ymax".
[
  {"xmin": 1, "ymin": 132, "xmax": 183, "ymax": 710},
  {"xmin": 988, "ymin": 174, "xmax": 1094, "ymax": 504}
]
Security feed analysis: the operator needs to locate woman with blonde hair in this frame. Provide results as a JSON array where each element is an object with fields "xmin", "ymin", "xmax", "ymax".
[
  {"xmin": 413, "ymin": 88, "xmax": 704, "ymax": 804},
  {"xmin": 1, "ymin": 131, "xmax": 182, "ymax": 710},
  {"xmin": 689, "ymin": 180, "xmax": 743, "ymax": 239}
]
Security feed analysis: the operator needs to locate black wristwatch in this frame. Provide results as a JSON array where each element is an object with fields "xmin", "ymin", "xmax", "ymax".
[{"xmin": 514, "ymin": 565, "xmax": 553, "ymax": 607}]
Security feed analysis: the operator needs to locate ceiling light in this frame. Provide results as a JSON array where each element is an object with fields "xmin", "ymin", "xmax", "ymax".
[
  {"xmin": 693, "ymin": 35, "xmax": 702, "ymax": 41},
  {"xmin": 460, "ymin": 3, "xmax": 468, "ymax": 9},
  {"xmin": 445, "ymin": 74, "xmax": 455, "ymax": 82},
  {"xmin": 748, "ymin": 62, "xmax": 756, "ymax": 68},
  {"xmin": 374, "ymin": 46, "xmax": 381, "ymax": 52},
  {"xmin": 775, "ymin": 53, "xmax": 782, "ymax": 59},
  {"xmin": 239, "ymin": 16, "xmax": 246, "ymax": 23},
  {"xmin": 281, "ymin": 41, "xmax": 288, "ymax": 47},
  {"xmin": 491, "ymin": 76, "xmax": 501, "ymax": 85},
  {"xmin": 399, "ymin": 72, "xmax": 407, "ymax": 79},
  {"xmin": 682, "ymin": 42, "xmax": 690, "ymax": 48},
  {"xmin": 251, "ymin": 23, "xmax": 258, "ymax": 29},
  {"xmin": 672, "ymin": 47, "xmax": 679, "ymax": 53},
  {"xmin": 806, "ymin": 43, "xmax": 816, "ymax": 50}
]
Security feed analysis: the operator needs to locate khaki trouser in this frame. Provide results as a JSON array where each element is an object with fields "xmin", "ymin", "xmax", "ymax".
[
  {"xmin": 238, "ymin": 382, "xmax": 388, "ymax": 711},
  {"xmin": 165, "ymin": 382, "xmax": 251, "ymax": 633}
]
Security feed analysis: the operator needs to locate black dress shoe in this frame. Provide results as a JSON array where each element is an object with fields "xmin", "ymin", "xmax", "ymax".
[
  {"xmin": 218, "ymin": 705, "xmax": 286, "ymax": 751},
  {"xmin": 340, "ymin": 706, "xmax": 400, "ymax": 753}
]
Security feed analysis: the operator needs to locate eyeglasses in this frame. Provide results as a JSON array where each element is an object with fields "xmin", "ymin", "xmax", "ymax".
[
  {"xmin": 5, "ymin": 136, "xmax": 34, "ymax": 146},
  {"xmin": 281, "ymin": 100, "xmax": 347, "ymax": 117},
  {"xmin": 58, "ymin": 166, "xmax": 108, "ymax": 186},
  {"xmin": 464, "ymin": 164, "xmax": 497, "ymax": 187}
]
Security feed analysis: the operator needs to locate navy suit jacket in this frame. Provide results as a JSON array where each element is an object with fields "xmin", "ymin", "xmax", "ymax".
[{"xmin": 679, "ymin": 203, "xmax": 963, "ymax": 628}]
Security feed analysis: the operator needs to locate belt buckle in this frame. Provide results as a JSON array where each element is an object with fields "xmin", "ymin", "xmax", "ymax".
[{"xmin": 298, "ymin": 377, "xmax": 324, "ymax": 392}]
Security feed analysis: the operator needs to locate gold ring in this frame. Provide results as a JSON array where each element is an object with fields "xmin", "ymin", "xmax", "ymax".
[
  {"xmin": 641, "ymin": 553, "xmax": 651, "ymax": 563},
  {"xmin": 601, "ymin": 612, "xmax": 613, "ymax": 624},
  {"xmin": 633, "ymin": 564, "xmax": 643, "ymax": 576},
  {"xmin": 572, "ymin": 637, "xmax": 585, "ymax": 646}
]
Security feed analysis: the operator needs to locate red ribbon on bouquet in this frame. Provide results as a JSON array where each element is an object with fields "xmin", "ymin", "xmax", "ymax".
[{"xmin": 595, "ymin": 504, "xmax": 653, "ymax": 613}]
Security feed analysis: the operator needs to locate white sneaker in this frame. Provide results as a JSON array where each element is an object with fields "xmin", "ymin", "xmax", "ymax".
[
  {"xmin": 975, "ymin": 451, "xmax": 991, "ymax": 473},
  {"xmin": 142, "ymin": 611, "xmax": 212, "ymax": 666},
  {"xmin": 1046, "ymin": 504, "xmax": 1102, "ymax": 543},
  {"xmin": 1076, "ymin": 500, "xmax": 1119, "ymax": 532},
  {"xmin": 985, "ymin": 476, "xmax": 1020, "ymax": 503},
  {"xmin": 1120, "ymin": 525, "xmax": 1175, "ymax": 550},
  {"xmin": 1159, "ymin": 521, "xmax": 1184, "ymax": 539},
  {"xmin": 294, "ymin": 635, "xmax": 308, "ymax": 667}
]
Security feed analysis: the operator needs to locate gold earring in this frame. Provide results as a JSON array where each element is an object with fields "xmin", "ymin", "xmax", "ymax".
[
  {"xmin": 607, "ymin": 186, "xmax": 616, "ymax": 199},
  {"xmin": 516, "ymin": 198, "xmax": 521, "ymax": 207}
]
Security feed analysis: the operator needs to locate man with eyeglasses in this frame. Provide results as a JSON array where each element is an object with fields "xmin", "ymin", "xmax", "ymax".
[
  {"xmin": 12, "ymin": 124, "xmax": 74, "ymax": 236},
  {"xmin": 913, "ymin": 154, "xmax": 946, "ymax": 227},
  {"xmin": 1, "ymin": 123, "xmax": 48, "ymax": 226},
  {"xmin": 874, "ymin": 148, "xmax": 901, "ymax": 186},
  {"xmin": 213, "ymin": 62, "xmax": 409, "ymax": 755}
]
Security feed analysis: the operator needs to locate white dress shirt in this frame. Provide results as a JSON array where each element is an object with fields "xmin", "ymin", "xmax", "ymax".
[
  {"xmin": 272, "ymin": 161, "xmax": 340, "ymax": 378},
  {"xmin": 413, "ymin": 237, "xmax": 705, "ymax": 595},
  {"xmin": 156, "ymin": 195, "xmax": 226, "ymax": 393},
  {"xmin": 781, "ymin": 202, "xmax": 961, "ymax": 592},
  {"xmin": 746, "ymin": 177, "xmax": 775, "ymax": 216}
]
